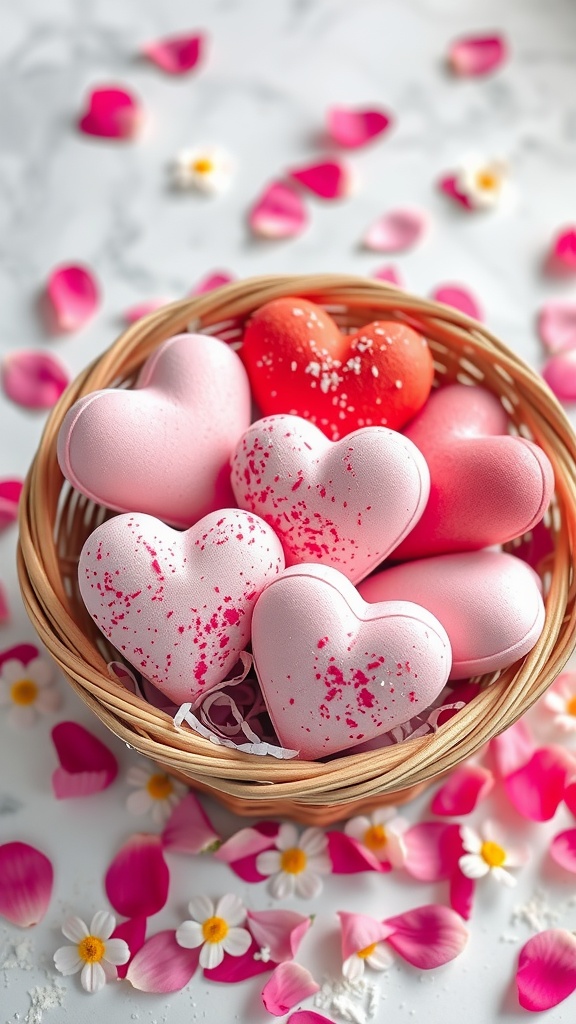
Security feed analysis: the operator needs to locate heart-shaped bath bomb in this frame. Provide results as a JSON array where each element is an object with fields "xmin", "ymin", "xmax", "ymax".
[
  {"xmin": 241, "ymin": 297, "xmax": 434, "ymax": 440},
  {"xmin": 251, "ymin": 564, "xmax": 451, "ymax": 759},
  {"xmin": 359, "ymin": 551, "xmax": 545, "ymax": 679},
  {"xmin": 78, "ymin": 509, "xmax": 285, "ymax": 704},
  {"xmin": 231, "ymin": 414, "xmax": 430, "ymax": 584},
  {"xmin": 394, "ymin": 384, "xmax": 554, "ymax": 560},
  {"xmin": 57, "ymin": 333, "xmax": 251, "ymax": 528}
]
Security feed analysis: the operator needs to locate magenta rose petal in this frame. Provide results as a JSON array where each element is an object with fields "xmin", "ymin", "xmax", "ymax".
[
  {"xmin": 248, "ymin": 181, "xmax": 308, "ymax": 239},
  {"xmin": 0, "ymin": 842, "xmax": 53, "ymax": 927},
  {"xmin": 161, "ymin": 792, "xmax": 220, "ymax": 854},
  {"xmin": 51, "ymin": 721, "xmax": 118, "ymax": 798},
  {"xmin": 214, "ymin": 823, "xmax": 279, "ymax": 882},
  {"xmin": 111, "ymin": 915, "xmax": 147, "ymax": 979},
  {"xmin": 78, "ymin": 86, "xmax": 142, "ymax": 139},
  {"xmin": 383, "ymin": 904, "xmax": 468, "ymax": 969},
  {"xmin": 261, "ymin": 962, "xmax": 320, "ymax": 1016},
  {"xmin": 123, "ymin": 299, "xmax": 171, "ymax": 324},
  {"xmin": 542, "ymin": 351, "xmax": 576, "ymax": 402},
  {"xmin": 431, "ymin": 284, "xmax": 483, "ymax": 321},
  {"xmin": 403, "ymin": 821, "xmax": 462, "ymax": 881},
  {"xmin": 373, "ymin": 265, "xmax": 404, "ymax": 287},
  {"xmin": 565, "ymin": 781, "xmax": 576, "ymax": 817},
  {"xmin": 516, "ymin": 929, "xmax": 576, "ymax": 1011},
  {"xmin": 504, "ymin": 745, "xmax": 573, "ymax": 820},
  {"xmin": 537, "ymin": 301, "xmax": 576, "ymax": 354},
  {"xmin": 126, "ymin": 930, "xmax": 200, "ymax": 992},
  {"xmin": 448, "ymin": 34, "xmax": 507, "ymax": 77},
  {"xmin": 288, "ymin": 159, "xmax": 351, "ymax": 200},
  {"xmin": 363, "ymin": 208, "xmax": 427, "ymax": 253},
  {"xmin": 247, "ymin": 909, "xmax": 312, "ymax": 962},
  {"xmin": 190, "ymin": 271, "xmax": 235, "ymax": 295},
  {"xmin": 0, "ymin": 583, "xmax": 9, "ymax": 624},
  {"xmin": 0, "ymin": 479, "xmax": 23, "ymax": 530},
  {"xmin": 105, "ymin": 834, "xmax": 170, "ymax": 918},
  {"xmin": 288, "ymin": 1014, "xmax": 335, "ymax": 1024},
  {"xmin": 430, "ymin": 764, "xmax": 494, "ymax": 816},
  {"xmin": 449, "ymin": 866, "xmax": 476, "ymax": 921},
  {"xmin": 545, "ymin": 227, "xmax": 576, "ymax": 276},
  {"xmin": 327, "ymin": 831, "xmax": 385, "ymax": 874},
  {"xmin": 438, "ymin": 174, "xmax": 474, "ymax": 210},
  {"xmin": 204, "ymin": 938, "xmax": 276, "ymax": 982},
  {"xmin": 327, "ymin": 106, "xmax": 392, "ymax": 148},
  {"xmin": 549, "ymin": 829, "xmax": 576, "ymax": 873},
  {"xmin": 142, "ymin": 32, "xmax": 204, "ymax": 74},
  {"xmin": 46, "ymin": 264, "xmax": 100, "ymax": 332},
  {"xmin": 2, "ymin": 350, "xmax": 69, "ymax": 410},
  {"xmin": 490, "ymin": 720, "xmax": 535, "ymax": 778}
]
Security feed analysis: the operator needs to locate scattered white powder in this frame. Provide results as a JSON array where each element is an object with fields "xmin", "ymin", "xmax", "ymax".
[
  {"xmin": 24, "ymin": 980, "xmax": 66, "ymax": 1024},
  {"xmin": 314, "ymin": 976, "xmax": 380, "ymax": 1023},
  {"xmin": 510, "ymin": 889, "xmax": 562, "ymax": 933},
  {"xmin": 1, "ymin": 940, "xmax": 34, "ymax": 972}
]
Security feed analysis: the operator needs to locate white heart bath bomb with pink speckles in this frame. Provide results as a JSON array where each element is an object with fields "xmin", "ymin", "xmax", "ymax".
[
  {"xmin": 251, "ymin": 564, "xmax": 452, "ymax": 759},
  {"xmin": 78, "ymin": 509, "xmax": 285, "ymax": 705}
]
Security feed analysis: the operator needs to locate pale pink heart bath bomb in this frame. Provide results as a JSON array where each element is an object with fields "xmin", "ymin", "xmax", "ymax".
[
  {"xmin": 58, "ymin": 333, "xmax": 251, "ymax": 528},
  {"xmin": 231, "ymin": 414, "xmax": 430, "ymax": 584},
  {"xmin": 78, "ymin": 510, "xmax": 285, "ymax": 705},
  {"xmin": 251, "ymin": 564, "xmax": 452, "ymax": 759}
]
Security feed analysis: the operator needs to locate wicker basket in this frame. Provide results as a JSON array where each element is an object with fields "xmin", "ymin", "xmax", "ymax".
[{"xmin": 17, "ymin": 274, "xmax": 576, "ymax": 825}]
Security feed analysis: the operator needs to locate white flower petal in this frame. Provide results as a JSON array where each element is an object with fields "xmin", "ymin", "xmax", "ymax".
[
  {"xmin": 8, "ymin": 705, "xmax": 37, "ymax": 728},
  {"xmin": 492, "ymin": 866, "xmax": 517, "ymax": 887},
  {"xmin": 306, "ymin": 853, "xmax": 332, "ymax": 876},
  {"xmin": 269, "ymin": 871, "xmax": 295, "ymax": 900},
  {"xmin": 460, "ymin": 826, "xmax": 482, "ymax": 854},
  {"xmin": 385, "ymin": 830, "xmax": 407, "ymax": 869},
  {"xmin": 0, "ymin": 659, "xmax": 27, "ymax": 684},
  {"xmin": 104, "ymin": 939, "xmax": 130, "ymax": 966},
  {"xmin": 126, "ymin": 765, "xmax": 153, "ymax": 787},
  {"xmin": 81, "ymin": 960, "xmax": 106, "ymax": 993},
  {"xmin": 221, "ymin": 927, "xmax": 251, "ymax": 957},
  {"xmin": 126, "ymin": 789, "xmax": 154, "ymax": 817},
  {"xmin": 344, "ymin": 816, "xmax": 371, "ymax": 842},
  {"xmin": 90, "ymin": 910, "xmax": 116, "ymax": 940},
  {"xmin": 276, "ymin": 823, "xmax": 299, "ymax": 851},
  {"xmin": 342, "ymin": 954, "xmax": 364, "ymax": 981},
  {"xmin": 62, "ymin": 916, "xmax": 89, "ymax": 943},
  {"xmin": 299, "ymin": 828, "xmax": 328, "ymax": 857},
  {"xmin": 200, "ymin": 940, "xmax": 224, "ymax": 969},
  {"xmin": 256, "ymin": 850, "xmax": 282, "ymax": 877},
  {"xmin": 188, "ymin": 894, "xmax": 214, "ymax": 923},
  {"xmin": 215, "ymin": 893, "xmax": 246, "ymax": 927},
  {"xmin": 100, "ymin": 959, "xmax": 118, "ymax": 983},
  {"xmin": 367, "ymin": 943, "xmax": 394, "ymax": 971},
  {"xmin": 372, "ymin": 807, "xmax": 398, "ymax": 826},
  {"xmin": 176, "ymin": 920, "xmax": 204, "ymax": 949},
  {"xmin": 54, "ymin": 945, "xmax": 83, "ymax": 976},
  {"xmin": 35, "ymin": 685, "xmax": 62, "ymax": 713},
  {"xmin": 544, "ymin": 692, "xmax": 568, "ymax": 713},
  {"xmin": 0, "ymin": 681, "xmax": 11, "ymax": 705},
  {"xmin": 294, "ymin": 871, "xmax": 323, "ymax": 899},
  {"xmin": 505, "ymin": 845, "xmax": 530, "ymax": 868},
  {"xmin": 459, "ymin": 853, "xmax": 490, "ymax": 879},
  {"xmin": 27, "ymin": 657, "xmax": 54, "ymax": 687},
  {"xmin": 151, "ymin": 799, "xmax": 173, "ymax": 826}
]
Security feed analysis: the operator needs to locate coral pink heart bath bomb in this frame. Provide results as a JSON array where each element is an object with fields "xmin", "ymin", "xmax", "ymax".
[
  {"xmin": 231, "ymin": 414, "xmax": 430, "ymax": 584},
  {"xmin": 58, "ymin": 333, "xmax": 251, "ymax": 528},
  {"xmin": 251, "ymin": 564, "xmax": 452, "ymax": 759},
  {"xmin": 78, "ymin": 510, "xmax": 285, "ymax": 705}
]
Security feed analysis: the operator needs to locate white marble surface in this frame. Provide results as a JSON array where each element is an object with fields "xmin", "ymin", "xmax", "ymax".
[{"xmin": 2, "ymin": 0, "xmax": 576, "ymax": 1022}]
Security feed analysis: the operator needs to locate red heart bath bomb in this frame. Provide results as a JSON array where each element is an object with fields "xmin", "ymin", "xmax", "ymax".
[
  {"xmin": 251, "ymin": 564, "xmax": 452, "ymax": 759},
  {"xmin": 57, "ymin": 333, "xmax": 251, "ymax": 528},
  {"xmin": 78, "ymin": 509, "xmax": 285, "ymax": 705},
  {"xmin": 241, "ymin": 297, "xmax": 434, "ymax": 440},
  {"xmin": 231, "ymin": 414, "xmax": 430, "ymax": 584}
]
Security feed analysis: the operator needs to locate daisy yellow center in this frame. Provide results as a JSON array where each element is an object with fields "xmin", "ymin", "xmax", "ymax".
[
  {"xmin": 146, "ymin": 773, "xmax": 173, "ymax": 800},
  {"xmin": 567, "ymin": 695, "xmax": 576, "ymax": 716},
  {"xmin": 202, "ymin": 916, "xmax": 229, "ymax": 944},
  {"xmin": 191, "ymin": 157, "xmax": 214, "ymax": 175},
  {"xmin": 480, "ymin": 840, "xmax": 506, "ymax": 868},
  {"xmin": 475, "ymin": 169, "xmax": 500, "ymax": 193},
  {"xmin": 280, "ymin": 847, "xmax": 307, "ymax": 875},
  {"xmin": 363, "ymin": 824, "xmax": 387, "ymax": 853},
  {"xmin": 77, "ymin": 935, "xmax": 106, "ymax": 963},
  {"xmin": 357, "ymin": 942, "xmax": 377, "ymax": 960},
  {"xmin": 10, "ymin": 679, "xmax": 38, "ymax": 706}
]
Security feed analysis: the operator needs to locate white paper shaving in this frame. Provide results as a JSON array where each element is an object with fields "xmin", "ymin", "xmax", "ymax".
[
  {"xmin": 314, "ymin": 976, "xmax": 380, "ymax": 1022},
  {"xmin": 174, "ymin": 704, "xmax": 298, "ymax": 759}
]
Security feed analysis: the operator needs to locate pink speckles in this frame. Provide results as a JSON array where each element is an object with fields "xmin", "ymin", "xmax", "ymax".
[
  {"xmin": 223, "ymin": 608, "xmax": 240, "ymax": 625},
  {"xmin": 357, "ymin": 687, "xmax": 376, "ymax": 709},
  {"xmin": 151, "ymin": 558, "xmax": 163, "ymax": 577},
  {"xmin": 317, "ymin": 636, "xmax": 329, "ymax": 649},
  {"xmin": 409, "ymin": 691, "xmax": 417, "ymax": 703},
  {"xmin": 194, "ymin": 660, "xmax": 208, "ymax": 682}
]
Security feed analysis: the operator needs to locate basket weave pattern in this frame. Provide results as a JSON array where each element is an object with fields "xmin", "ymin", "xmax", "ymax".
[{"xmin": 17, "ymin": 275, "xmax": 576, "ymax": 824}]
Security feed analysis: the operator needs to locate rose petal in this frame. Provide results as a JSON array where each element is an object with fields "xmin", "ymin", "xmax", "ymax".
[
  {"xmin": 327, "ymin": 106, "xmax": 392, "ymax": 148},
  {"xmin": 126, "ymin": 930, "xmax": 200, "ymax": 992},
  {"xmin": 289, "ymin": 159, "xmax": 351, "ymax": 200},
  {"xmin": 214, "ymin": 822, "xmax": 279, "ymax": 882},
  {"xmin": 0, "ymin": 644, "xmax": 39, "ymax": 669},
  {"xmin": 161, "ymin": 792, "xmax": 220, "ymax": 854},
  {"xmin": 2, "ymin": 350, "xmax": 69, "ymax": 410},
  {"xmin": 490, "ymin": 720, "xmax": 535, "ymax": 778},
  {"xmin": 504, "ymin": 746, "xmax": 574, "ymax": 821},
  {"xmin": 0, "ymin": 842, "xmax": 53, "ymax": 927},
  {"xmin": 403, "ymin": 822, "xmax": 462, "ymax": 881},
  {"xmin": 373, "ymin": 265, "xmax": 404, "ymax": 287},
  {"xmin": 190, "ymin": 271, "xmax": 235, "ymax": 295},
  {"xmin": 338, "ymin": 912, "xmax": 393, "ymax": 962},
  {"xmin": 516, "ymin": 929, "xmax": 576, "ymax": 1011},
  {"xmin": 545, "ymin": 227, "xmax": 576, "ymax": 276},
  {"xmin": 327, "ymin": 832, "xmax": 386, "ymax": 874},
  {"xmin": 438, "ymin": 174, "xmax": 474, "ymax": 210},
  {"xmin": 565, "ymin": 781, "xmax": 576, "ymax": 817},
  {"xmin": 430, "ymin": 284, "xmax": 483, "ymax": 321},
  {"xmin": 431, "ymin": 764, "xmax": 494, "ymax": 817},
  {"xmin": 383, "ymin": 905, "xmax": 468, "ymax": 969},
  {"xmin": 542, "ymin": 350, "xmax": 576, "ymax": 402},
  {"xmin": 549, "ymin": 829, "xmax": 576, "ymax": 873},
  {"xmin": 51, "ymin": 721, "xmax": 118, "ymax": 798},
  {"xmin": 0, "ymin": 583, "xmax": 9, "ymax": 624},
  {"xmin": 105, "ymin": 834, "xmax": 169, "ymax": 918},
  {"xmin": 78, "ymin": 86, "xmax": 141, "ymax": 140},
  {"xmin": 46, "ymin": 265, "xmax": 99, "ymax": 332},
  {"xmin": 537, "ymin": 301, "xmax": 576, "ymax": 354},
  {"xmin": 204, "ymin": 937, "xmax": 276, "ymax": 982},
  {"xmin": 111, "ymin": 916, "xmax": 147, "ymax": 979},
  {"xmin": 288, "ymin": 1014, "xmax": 334, "ymax": 1024},
  {"xmin": 248, "ymin": 181, "xmax": 308, "ymax": 239},
  {"xmin": 123, "ymin": 299, "xmax": 171, "ymax": 324},
  {"xmin": 247, "ymin": 909, "xmax": 311, "ymax": 963},
  {"xmin": 142, "ymin": 33, "xmax": 204, "ymax": 75},
  {"xmin": 261, "ymin": 962, "xmax": 320, "ymax": 1017},
  {"xmin": 449, "ymin": 867, "xmax": 476, "ymax": 921},
  {"xmin": 363, "ymin": 209, "xmax": 427, "ymax": 253},
  {"xmin": 448, "ymin": 34, "xmax": 507, "ymax": 77},
  {"xmin": 0, "ymin": 479, "xmax": 23, "ymax": 530}
]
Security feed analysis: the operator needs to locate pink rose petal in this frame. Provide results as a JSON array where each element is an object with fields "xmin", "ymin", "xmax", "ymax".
[
  {"xmin": 111, "ymin": 916, "xmax": 147, "ymax": 979},
  {"xmin": 248, "ymin": 181, "xmax": 308, "ymax": 239},
  {"xmin": 0, "ymin": 479, "xmax": 23, "ymax": 530},
  {"xmin": 545, "ymin": 227, "xmax": 576, "ymax": 276},
  {"xmin": 549, "ymin": 829, "xmax": 576, "ymax": 874},
  {"xmin": 214, "ymin": 822, "xmax": 279, "ymax": 882},
  {"xmin": 431, "ymin": 764, "xmax": 494, "ymax": 816},
  {"xmin": 516, "ymin": 929, "xmax": 576, "ymax": 1011},
  {"xmin": 247, "ymin": 909, "xmax": 311, "ymax": 963},
  {"xmin": 126, "ymin": 930, "xmax": 200, "ymax": 992},
  {"xmin": 46, "ymin": 264, "xmax": 100, "ymax": 333},
  {"xmin": 123, "ymin": 299, "xmax": 171, "ymax": 324},
  {"xmin": 2, "ymin": 350, "xmax": 69, "ymax": 410},
  {"xmin": 106, "ymin": 834, "xmax": 169, "ymax": 918},
  {"xmin": 51, "ymin": 721, "xmax": 118, "ymax": 798},
  {"xmin": 190, "ymin": 271, "xmax": 235, "ymax": 295},
  {"xmin": 142, "ymin": 33, "xmax": 204, "ymax": 75},
  {"xmin": 289, "ymin": 159, "xmax": 351, "ymax": 200},
  {"xmin": 363, "ymin": 208, "xmax": 427, "ymax": 253},
  {"xmin": 373, "ymin": 265, "xmax": 404, "ymax": 287},
  {"xmin": 383, "ymin": 905, "xmax": 468, "ymax": 969},
  {"xmin": 430, "ymin": 284, "xmax": 483, "ymax": 321},
  {"xmin": 0, "ymin": 644, "xmax": 39, "ymax": 669},
  {"xmin": 542, "ymin": 350, "xmax": 576, "ymax": 402},
  {"xmin": 327, "ymin": 831, "xmax": 386, "ymax": 874},
  {"xmin": 0, "ymin": 842, "xmax": 53, "ymax": 928},
  {"xmin": 261, "ymin": 962, "xmax": 320, "ymax": 1017},
  {"xmin": 204, "ymin": 937, "xmax": 276, "ymax": 982},
  {"xmin": 565, "ymin": 781, "xmax": 576, "ymax": 818},
  {"xmin": 161, "ymin": 792, "xmax": 220, "ymax": 854},
  {"xmin": 449, "ymin": 866, "xmax": 476, "ymax": 921},
  {"xmin": 78, "ymin": 86, "xmax": 142, "ymax": 140},
  {"xmin": 490, "ymin": 720, "xmax": 535, "ymax": 778},
  {"xmin": 448, "ymin": 34, "xmax": 507, "ymax": 77},
  {"xmin": 439, "ymin": 174, "xmax": 474, "ymax": 210},
  {"xmin": 327, "ymin": 106, "xmax": 392, "ymax": 148},
  {"xmin": 288, "ymin": 1015, "xmax": 335, "ymax": 1024},
  {"xmin": 504, "ymin": 746, "xmax": 574, "ymax": 821},
  {"xmin": 403, "ymin": 822, "xmax": 462, "ymax": 881},
  {"xmin": 338, "ymin": 912, "xmax": 393, "ymax": 962},
  {"xmin": 537, "ymin": 301, "xmax": 576, "ymax": 354},
  {"xmin": 0, "ymin": 583, "xmax": 9, "ymax": 624}
]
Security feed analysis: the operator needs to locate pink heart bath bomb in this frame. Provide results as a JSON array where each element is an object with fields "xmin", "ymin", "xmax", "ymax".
[
  {"xmin": 231, "ymin": 414, "xmax": 430, "ymax": 584},
  {"xmin": 78, "ymin": 509, "xmax": 285, "ymax": 705},
  {"xmin": 58, "ymin": 333, "xmax": 251, "ymax": 528},
  {"xmin": 251, "ymin": 564, "xmax": 452, "ymax": 759}
]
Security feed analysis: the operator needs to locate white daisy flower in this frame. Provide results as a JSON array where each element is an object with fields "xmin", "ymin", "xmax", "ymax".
[
  {"xmin": 125, "ymin": 762, "xmax": 186, "ymax": 825},
  {"xmin": 342, "ymin": 940, "xmax": 393, "ymax": 981},
  {"xmin": 455, "ymin": 155, "xmax": 509, "ymax": 209},
  {"xmin": 543, "ymin": 673, "xmax": 576, "ymax": 732},
  {"xmin": 344, "ymin": 806, "xmax": 408, "ymax": 867},
  {"xmin": 176, "ymin": 893, "xmax": 251, "ymax": 969},
  {"xmin": 256, "ymin": 824, "xmax": 332, "ymax": 900},
  {"xmin": 0, "ymin": 656, "xmax": 61, "ymax": 728},
  {"xmin": 53, "ymin": 911, "xmax": 129, "ymax": 993},
  {"xmin": 459, "ymin": 821, "xmax": 528, "ymax": 887},
  {"xmin": 172, "ymin": 145, "xmax": 234, "ymax": 194}
]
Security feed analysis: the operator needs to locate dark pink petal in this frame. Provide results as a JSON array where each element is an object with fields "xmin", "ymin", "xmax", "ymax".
[
  {"xmin": 537, "ymin": 301, "xmax": 576, "ymax": 354},
  {"xmin": 46, "ymin": 264, "xmax": 100, "ymax": 332},
  {"xmin": 289, "ymin": 159, "xmax": 351, "ymax": 200},
  {"xmin": 0, "ymin": 842, "xmax": 53, "ymax": 927},
  {"xmin": 123, "ymin": 299, "xmax": 171, "ymax": 324},
  {"xmin": 204, "ymin": 938, "xmax": 276, "ymax": 982},
  {"xmin": 448, "ymin": 34, "xmax": 507, "ymax": 77},
  {"xmin": 111, "ymin": 916, "xmax": 147, "ymax": 979},
  {"xmin": 126, "ymin": 930, "xmax": 200, "ymax": 992},
  {"xmin": 78, "ymin": 86, "xmax": 142, "ymax": 140},
  {"xmin": 161, "ymin": 792, "xmax": 220, "ymax": 854},
  {"xmin": 105, "ymin": 834, "xmax": 169, "ymax": 918},
  {"xmin": 545, "ymin": 227, "xmax": 576, "ymax": 276},
  {"xmin": 0, "ymin": 479, "xmax": 23, "ymax": 530},
  {"xmin": 490, "ymin": 720, "xmax": 535, "ymax": 778},
  {"xmin": 0, "ymin": 643, "xmax": 39, "ymax": 669},
  {"xmin": 190, "ymin": 271, "xmax": 235, "ymax": 295},
  {"xmin": 288, "ymin": 1015, "xmax": 334, "ymax": 1024},
  {"xmin": 2, "ymin": 350, "xmax": 69, "ymax": 410},
  {"xmin": 565, "ymin": 781, "xmax": 576, "ymax": 817},
  {"xmin": 542, "ymin": 351, "xmax": 576, "ymax": 403},
  {"xmin": 247, "ymin": 909, "xmax": 311, "ymax": 963},
  {"xmin": 338, "ymin": 912, "xmax": 394, "ymax": 961},
  {"xmin": 0, "ymin": 583, "xmax": 9, "ymax": 624},
  {"xmin": 261, "ymin": 962, "xmax": 320, "ymax": 1016},
  {"xmin": 431, "ymin": 764, "xmax": 494, "ymax": 816},
  {"xmin": 549, "ymin": 829, "xmax": 576, "ymax": 873},
  {"xmin": 142, "ymin": 33, "xmax": 204, "ymax": 75},
  {"xmin": 214, "ymin": 823, "xmax": 278, "ymax": 882},
  {"xmin": 430, "ymin": 284, "xmax": 483, "ymax": 321},
  {"xmin": 327, "ymin": 106, "xmax": 392, "ymax": 148},
  {"xmin": 248, "ymin": 181, "xmax": 308, "ymax": 239},
  {"xmin": 449, "ymin": 867, "xmax": 476, "ymax": 921},
  {"xmin": 383, "ymin": 905, "xmax": 468, "ymax": 969},
  {"xmin": 373, "ymin": 265, "xmax": 404, "ymax": 287},
  {"xmin": 403, "ymin": 822, "xmax": 462, "ymax": 881},
  {"xmin": 438, "ymin": 174, "xmax": 474, "ymax": 210},
  {"xmin": 516, "ymin": 929, "xmax": 576, "ymax": 1011},
  {"xmin": 504, "ymin": 746, "xmax": 575, "ymax": 821},
  {"xmin": 51, "ymin": 721, "xmax": 118, "ymax": 798},
  {"xmin": 327, "ymin": 831, "xmax": 386, "ymax": 874},
  {"xmin": 363, "ymin": 209, "xmax": 427, "ymax": 253}
]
